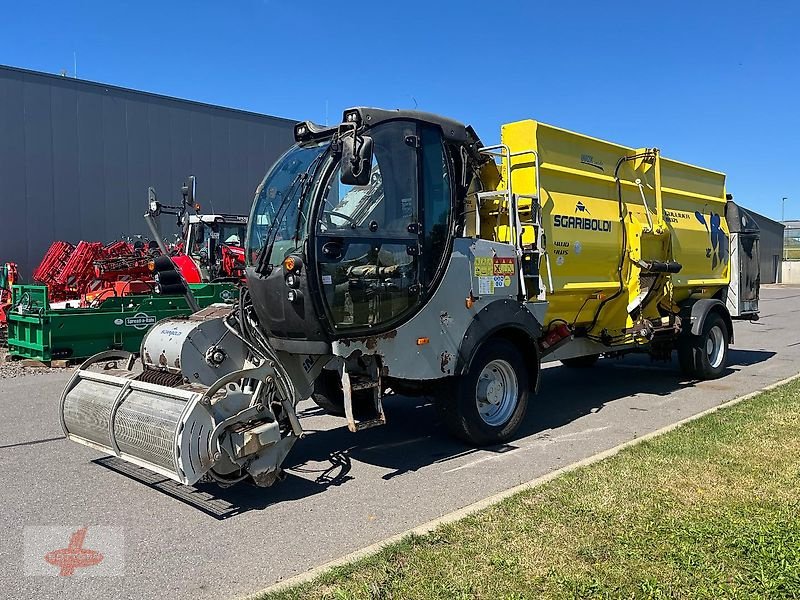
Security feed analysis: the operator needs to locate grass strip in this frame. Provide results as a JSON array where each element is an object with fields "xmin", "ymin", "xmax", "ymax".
[{"xmin": 262, "ymin": 378, "xmax": 800, "ymax": 599}]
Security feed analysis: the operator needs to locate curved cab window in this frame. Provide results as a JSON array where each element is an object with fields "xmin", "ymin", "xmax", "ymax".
[{"xmin": 316, "ymin": 121, "xmax": 420, "ymax": 331}]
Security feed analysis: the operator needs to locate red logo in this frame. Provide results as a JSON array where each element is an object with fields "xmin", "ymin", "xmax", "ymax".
[{"xmin": 44, "ymin": 527, "xmax": 104, "ymax": 576}]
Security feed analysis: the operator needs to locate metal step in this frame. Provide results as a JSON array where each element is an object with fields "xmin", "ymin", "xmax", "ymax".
[
  {"xmin": 342, "ymin": 368, "xmax": 386, "ymax": 433},
  {"xmin": 352, "ymin": 416, "xmax": 386, "ymax": 431}
]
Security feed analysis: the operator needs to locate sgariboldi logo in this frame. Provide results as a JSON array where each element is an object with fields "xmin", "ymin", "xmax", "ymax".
[{"xmin": 124, "ymin": 312, "xmax": 157, "ymax": 330}]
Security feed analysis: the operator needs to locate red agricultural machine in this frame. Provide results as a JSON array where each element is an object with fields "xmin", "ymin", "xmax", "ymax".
[
  {"xmin": 32, "ymin": 239, "xmax": 153, "ymax": 306},
  {"xmin": 27, "ymin": 176, "xmax": 247, "ymax": 308}
]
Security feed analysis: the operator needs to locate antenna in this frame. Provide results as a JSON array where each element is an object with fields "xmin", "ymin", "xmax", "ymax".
[{"xmin": 73, "ymin": 51, "xmax": 78, "ymax": 78}]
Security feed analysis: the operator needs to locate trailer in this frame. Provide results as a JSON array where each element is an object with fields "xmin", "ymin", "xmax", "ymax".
[{"xmin": 58, "ymin": 107, "xmax": 760, "ymax": 488}]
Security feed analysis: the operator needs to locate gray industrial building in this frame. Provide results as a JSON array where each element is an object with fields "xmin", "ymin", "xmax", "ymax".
[{"xmin": 0, "ymin": 65, "xmax": 296, "ymax": 278}]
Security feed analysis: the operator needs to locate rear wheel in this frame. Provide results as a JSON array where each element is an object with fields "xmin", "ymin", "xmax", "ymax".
[
  {"xmin": 437, "ymin": 339, "xmax": 530, "ymax": 445},
  {"xmin": 560, "ymin": 354, "xmax": 600, "ymax": 368},
  {"xmin": 677, "ymin": 312, "xmax": 729, "ymax": 380}
]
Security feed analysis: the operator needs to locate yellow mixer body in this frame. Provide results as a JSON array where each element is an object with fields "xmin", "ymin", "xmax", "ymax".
[{"xmin": 490, "ymin": 119, "xmax": 732, "ymax": 338}]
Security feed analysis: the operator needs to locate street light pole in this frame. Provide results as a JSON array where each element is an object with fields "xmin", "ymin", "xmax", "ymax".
[{"xmin": 782, "ymin": 197, "xmax": 788, "ymax": 221}]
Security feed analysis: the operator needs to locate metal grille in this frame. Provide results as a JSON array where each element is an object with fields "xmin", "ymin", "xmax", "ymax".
[
  {"xmin": 114, "ymin": 391, "xmax": 186, "ymax": 473},
  {"xmin": 62, "ymin": 370, "xmax": 213, "ymax": 484},
  {"xmin": 62, "ymin": 378, "xmax": 117, "ymax": 450}
]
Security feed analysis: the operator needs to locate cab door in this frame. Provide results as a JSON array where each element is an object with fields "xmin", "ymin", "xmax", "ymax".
[{"xmin": 313, "ymin": 121, "xmax": 453, "ymax": 335}]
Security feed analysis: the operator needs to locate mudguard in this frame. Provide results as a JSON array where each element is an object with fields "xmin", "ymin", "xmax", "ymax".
[
  {"xmin": 682, "ymin": 299, "xmax": 734, "ymax": 343},
  {"xmin": 455, "ymin": 299, "xmax": 542, "ymax": 378}
]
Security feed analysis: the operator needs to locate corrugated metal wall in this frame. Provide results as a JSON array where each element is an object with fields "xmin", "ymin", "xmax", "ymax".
[{"xmin": 0, "ymin": 65, "xmax": 295, "ymax": 278}]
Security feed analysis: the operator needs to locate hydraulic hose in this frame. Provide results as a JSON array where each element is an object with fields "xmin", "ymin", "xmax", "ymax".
[{"xmin": 585, "ymin": 156, "xmax": 630, "ymax": 335}]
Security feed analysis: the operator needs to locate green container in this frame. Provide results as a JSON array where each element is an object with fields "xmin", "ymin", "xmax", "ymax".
[{"xmin": 7, "ymin": 284, "xmax": 238, "ymax": 362}]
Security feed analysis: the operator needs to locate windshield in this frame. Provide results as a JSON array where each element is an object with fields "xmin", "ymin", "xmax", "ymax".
[
  {"xmin": 189, "ymin": 222, "xmax": 247, "ymax": 256},
  {"xmin": 247, "ymin": 142, "xmax": 329, "ymax": 267}
]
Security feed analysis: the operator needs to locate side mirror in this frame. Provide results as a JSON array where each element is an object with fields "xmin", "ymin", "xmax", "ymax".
[
  {"xmin": 181, "ymin": 175, "xmax": 196, "ymax": 208},
  {"xmin": 340, "ymin": 135, "xmax": 373, "ymax": 186},
  {"xmin": 148, "ymin": 187, "xmax": 161, "ymax": 216}
]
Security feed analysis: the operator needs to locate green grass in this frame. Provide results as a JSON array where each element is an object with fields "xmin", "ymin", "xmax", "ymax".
[{"xmin": 261, "ymin": 379, "xmax": 800, "ymax": 600}]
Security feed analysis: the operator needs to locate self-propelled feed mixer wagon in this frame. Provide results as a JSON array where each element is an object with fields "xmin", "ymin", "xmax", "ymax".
[{"xmin": 59, "ymin": 108, "xmax": 760, "ymax": 487}]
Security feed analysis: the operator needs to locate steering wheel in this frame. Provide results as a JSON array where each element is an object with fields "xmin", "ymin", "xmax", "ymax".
[{"xmin": 323, "ymin": 211, "xmax": 358, "ymax": 228}]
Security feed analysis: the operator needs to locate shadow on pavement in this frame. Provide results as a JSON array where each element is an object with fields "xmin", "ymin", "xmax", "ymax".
[{"xmin": 94, "ymin": 348, "xmax": 775, "ymax": 518}]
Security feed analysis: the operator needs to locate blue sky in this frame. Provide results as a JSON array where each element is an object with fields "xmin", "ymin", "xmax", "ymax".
[{"xmin": 2, "ymin": 1, "xmax": 798, "ymax": 220}]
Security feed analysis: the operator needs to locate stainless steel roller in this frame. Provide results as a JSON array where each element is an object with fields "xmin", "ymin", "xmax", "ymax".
[
  {"xmin": 58, "ymin": 308, "xmax": 318, "ymax": 488},
  {"xmin": 60, "ymin": 369, "xmax": 214, "ymax": 485}
]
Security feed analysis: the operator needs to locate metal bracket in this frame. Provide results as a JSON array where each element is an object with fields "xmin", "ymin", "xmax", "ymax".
[{"xmin": 341, "ymin": 360, "xmax": 386, "ymax": 433}]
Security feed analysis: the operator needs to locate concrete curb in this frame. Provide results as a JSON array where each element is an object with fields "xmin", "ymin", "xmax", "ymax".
[{"xmin": 249, "ymin": 371, "xmax": 800, "ymax": 598}]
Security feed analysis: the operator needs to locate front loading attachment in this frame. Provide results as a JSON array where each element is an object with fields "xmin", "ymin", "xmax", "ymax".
[
  {"xmin": 61, "ymin": 370, "xmax": 215, "ymax": 484},
  {"xmin": 59, "ymin": 306, "xmax": 318, "ymax": 487}
]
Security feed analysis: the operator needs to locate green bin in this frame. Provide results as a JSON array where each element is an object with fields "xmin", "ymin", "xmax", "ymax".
[{"xmin": 7, "ymin": 284, "xmax": 238, "ymax": 362}]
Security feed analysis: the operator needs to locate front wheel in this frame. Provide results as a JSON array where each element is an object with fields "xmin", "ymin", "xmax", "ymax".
[
  {"xmin": 437, "ymin": 338, "xmax": 530, "ymax": 445},
  {"xmin": 311, "ymin": 370, "xmax": 374, "ymax": 417},
  {"xmin": 677, "ymin": 312, "xmax": 729, "ymax": 380}
]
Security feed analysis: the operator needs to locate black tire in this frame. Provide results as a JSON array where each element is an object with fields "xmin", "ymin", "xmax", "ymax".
[
  {"xmin": 311, "ymin": 370, "xmax": 375, "ymax": 417},
  {"xmin": 560, "ymin": 354, "xmax": 600, "ymax": 368},
  {"xmin": 677, "ymin": 338, "xmax": 695, "ymax": 376},
  {"xmin": 677, "ymin": 312, "xmax": 729, "ymax": 380},
  {"xmin": 437, "ymin": 338, "xmax": 530, "ymax": 446}
]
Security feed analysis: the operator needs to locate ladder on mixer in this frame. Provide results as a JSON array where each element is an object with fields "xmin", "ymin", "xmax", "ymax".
[{"xmin": 477, "ymin": 145, "xmax": 553, "ymax": 301}]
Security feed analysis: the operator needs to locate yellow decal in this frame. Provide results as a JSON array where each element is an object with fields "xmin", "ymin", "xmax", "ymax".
[{"xmin": 474, "ymin": 257, "xmax": 493, "ymax": 277}]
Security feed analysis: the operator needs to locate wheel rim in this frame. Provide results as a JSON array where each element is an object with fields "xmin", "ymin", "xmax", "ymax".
[
  {"xmin": 475, "ymin": 359, "xmax": 518, "ymax": 427},
  {"xmin": 705, "ymin": 325, "xmax": 725, "ymax": 369}
]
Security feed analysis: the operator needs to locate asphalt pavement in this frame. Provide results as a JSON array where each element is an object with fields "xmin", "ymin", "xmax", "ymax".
[{"xmin": 1, "ymin": 286, "xmax": 798, "ymax": 600}]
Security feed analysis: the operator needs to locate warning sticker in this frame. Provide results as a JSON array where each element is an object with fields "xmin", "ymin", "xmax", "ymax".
[
  {"xmin": 478, "ymin": 276, "xmax": 494, "ymax": 295},
  {"xmin": 474, "ymin": 257, "xmax": 493, "ymax": 277},
  {"xmin": 493, "ymin": 257, "xmax": 515, "ymax": 276}
]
